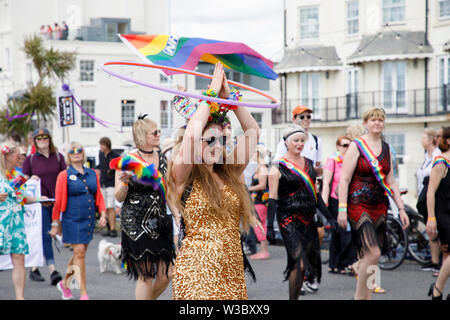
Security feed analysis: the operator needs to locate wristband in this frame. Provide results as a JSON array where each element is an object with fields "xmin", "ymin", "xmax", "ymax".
[
  {"xmin": 51, "ymin": 222, "xmax": 59, "ymax": 227},
  {"xmin": 427, "ymin": 217, "xmax": 436, "ymax": 222},
  {"xmin": 121, "ymin": 182, "xmax": 129, "ymax": 187},
  {"xmin": 338, "ymin": 207, "xmax": 347, "ymax": 213},
  {"xmin": 338, "ymin": 203, "xmax": 347, "ymax": 208}
]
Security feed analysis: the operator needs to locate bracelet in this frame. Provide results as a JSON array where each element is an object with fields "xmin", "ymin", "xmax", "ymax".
[
  {"xmin": 51, "ymin": 222, "xmax": 59, "ymax": 227},
  {"xmin": 338, "ymin": 203, "xmax": 347, "ymax": 208},
  {"xmin": 427, "ymin": 217, "xmax": 436, "ymax": 222},
  {"xmin": 338, "ymin": 207, "xmax": 347, "ymax": 213},
  {"xmin": 121, "ymin": 182, "xmax": 129, "ymax": 187}
]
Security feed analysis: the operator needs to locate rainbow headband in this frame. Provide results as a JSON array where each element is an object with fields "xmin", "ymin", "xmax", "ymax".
[
  {"xmin": 278, "ymin": 158, "xmax": 317, "ymax": 203},
  {"xmin": 353, "ymin": 137, "xmax": 393, "ymax": 198},
  {"xmin": 110, "ymin": 153, "xmax": 167, "ymax": 203},
  {"xmin": 432, "ymin": 156, "xmax": 450, "ymax": 168}
]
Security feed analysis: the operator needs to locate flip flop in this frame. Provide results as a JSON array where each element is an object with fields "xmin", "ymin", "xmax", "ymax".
[{"xmin": 373, "ymin": 286, "xmax": 386, "ymax": 294}]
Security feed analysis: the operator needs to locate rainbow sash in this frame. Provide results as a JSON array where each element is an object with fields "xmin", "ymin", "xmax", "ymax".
[
  {"xmin": 432, "ymin": 156, "xmax": 450, "ymax": 168},
  {"xmin": 277, "ymin": 158, "xmax": 317, "ymax": 203},
  {"xmin": 353, "ymin": 137, "xmax": 393, "ymax": 198}
]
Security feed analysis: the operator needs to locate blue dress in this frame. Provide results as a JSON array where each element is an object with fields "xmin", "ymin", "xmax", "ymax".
[
  {"xmin": 61, "ymin": 166, "xmax": 98, "ymax": 244},
  {"xmin": 0, "ymin": 174, "xmax": 29, "ymax": 255}
]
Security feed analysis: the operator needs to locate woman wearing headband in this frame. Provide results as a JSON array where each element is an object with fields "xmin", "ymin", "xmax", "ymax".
[
  {"xmin": 338, "ymin": 107, "xmax": 409, "ymax": 300},
  {"xmin": 267, "ymin": 125, "xmax": 335, "ymax": 300},
  {"xmin": 50, "ymin": 141, "xmax": 107, "ymax": 300},
  {"xmin": 0, "ymin": 141, "xmax": 48, "ymax": 299},
  {"xmin": 115, "ymin": 115, "xmax": 175, "ymax": 300},
  {"xmin": 169, "ymin": 62, "xmax": 260, "ymax": 299}
]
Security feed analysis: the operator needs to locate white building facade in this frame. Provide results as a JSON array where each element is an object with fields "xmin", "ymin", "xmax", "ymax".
[
  {"xmin": 277, "ymin": 0, "xmax": 450, "ymax": 205},
  {"xmin": 0, "ymin": 0, "xmax": 277, "ymax": 155}
]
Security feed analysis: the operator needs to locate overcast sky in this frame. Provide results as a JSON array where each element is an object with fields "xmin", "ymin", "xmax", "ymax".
[{"xmin": 170, "ymin": 0, "xmax": 285, "ymax": 62}]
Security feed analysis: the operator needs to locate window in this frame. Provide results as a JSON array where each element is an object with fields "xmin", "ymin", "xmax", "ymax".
[
  {"xmin": 347, "ymin": 1, "xmax": 359, "ymax": 35},
  {"xmin": 121, "ymin": 100, "xmax": 135, "ymax": 127},
  {"xmin": 4, "ymin": 47, "xmax": 10, "ymax": 69},
  {"xmin": 80, "ymin": 60, "xmax": 94, "ymax": 82},
  {"xmin": 300, "ymin": 72, "xmax": 320, "ymax": 118},
  {"xmin": 26, "ymin": 62, "xmax": 33, "ymax": 85},
  {"xmin": 346, "ymin": 68, "xmax": 358, "ymax": 118},
  {"xmin": 160, "ymin": 100, "xmax": 172, "ymax": 129},
  {"xmin": 438, "ymin": 56, "xmax": 450, "ymax": 110},
  {"xmin": 80, "ymin": 100, "xmax": 95, "ymax": 128},
  {"xmin": 194, "ymin": 63, "xmax": 269, "ymax": 90},
  {"xmin": 382, "ymin": 0, "xmax": 405, "ymax": 24},
  {"xmin": 300, "ymin": 7, "xmax": 319, "ymax": 39},
  {"xmin": 439, "ymin": 0, "xmax": 450, "ymax": 18},
  {"xmin": 382, "ymin": 61, "xmax": 406, "ymax": 113},
  {"xmin": 251, "ymin": 112, "xmax": 263, "ymax": 128}
]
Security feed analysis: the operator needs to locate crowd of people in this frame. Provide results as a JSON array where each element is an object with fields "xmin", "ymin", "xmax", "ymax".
[
  {"xmin": 0, "ymin": 62, "xmax": 449, "ymax": 301},
  {"xmin": 39, "ymin": 22, "xmax": 69, "ymax": 41}
]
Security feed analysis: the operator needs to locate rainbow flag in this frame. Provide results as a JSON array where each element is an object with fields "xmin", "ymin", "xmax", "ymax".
[
  {"xmin": 353, "ymin": 138, "xmax": 393, "ymax": 198},
  {"xmin": 119, "ymin": 34, "xmax": 278, "ymax": 80},
  {"xmin": 278, "ymin": 158, "xmax": 317, "ymax": 203}
]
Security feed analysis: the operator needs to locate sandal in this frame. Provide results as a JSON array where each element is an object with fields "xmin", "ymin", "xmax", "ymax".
[
  {"xmin": 428, "ymin": 282, "xmax": 443, "ymax": 300},
  {"xmin": 373, "ymin": 286, "xmax": 386, "ymax": 294}
]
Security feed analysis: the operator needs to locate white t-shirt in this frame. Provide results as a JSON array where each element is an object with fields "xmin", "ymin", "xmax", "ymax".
[
  {"xmin": 416, "ymin": 147, "xmax": 441, "ymax": 194},
  {"xmin": 274, "ymin": 132, "xmax": 323, "ymax": 165}
]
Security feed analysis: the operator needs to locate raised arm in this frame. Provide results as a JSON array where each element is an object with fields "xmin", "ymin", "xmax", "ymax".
[{"xmin": 171, "ymin": 63, "xmax": 226, "ymax": 186}]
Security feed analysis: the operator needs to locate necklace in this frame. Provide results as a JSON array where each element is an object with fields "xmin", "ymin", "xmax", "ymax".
[{"xmin": 138, "ymin": 148, "xmax": 154, "ymax": 154}]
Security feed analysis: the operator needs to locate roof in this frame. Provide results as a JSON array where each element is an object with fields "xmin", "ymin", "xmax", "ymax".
[
  {"xmin": 347, "ymin": 31, "xmax": 433, "ymax": 64},
  {"xmin": 275, "ymin": 46, "xmax": 342, "ymax": 74}
]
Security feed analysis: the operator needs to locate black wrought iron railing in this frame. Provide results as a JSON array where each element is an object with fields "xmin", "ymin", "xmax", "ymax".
[{"xmin": 272, "ymin": 86, "xmax": 450, "ymax": 124}]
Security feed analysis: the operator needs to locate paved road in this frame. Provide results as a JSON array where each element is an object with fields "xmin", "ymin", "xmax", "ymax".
[{"xmin": 0, "ymin": 229, "xmax": 447, "ymax": 300}]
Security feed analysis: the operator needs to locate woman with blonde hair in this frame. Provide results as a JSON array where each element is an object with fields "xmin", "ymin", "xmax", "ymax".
[
  {"xmin": 169, "ymin": 62, "xmax": 260, "ymax": 299},
  {"xmin": 50, "ymin": 141, "xmax": 107, "ymax": 300},
  {"xmin": 115, "ymin": 115, "xmax": 175, "ymax": 300},
  {"xmin": 338, "ymin": 107, "xmax": 409, "ymax": 300},
  {"xmin": 0, "ymin": 141, "xmax": 47, "ymax": 299}
]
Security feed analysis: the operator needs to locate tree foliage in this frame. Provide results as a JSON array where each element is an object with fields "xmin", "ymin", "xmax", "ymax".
[{"xmin": 1, "ymin": 34, "xmax": 76, "ymax": 137}]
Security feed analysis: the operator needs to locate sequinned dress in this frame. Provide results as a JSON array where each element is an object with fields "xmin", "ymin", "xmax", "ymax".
[
  {"xmin": 120, "ymin": 152, "xmax": 175, "ymax": 280},
  {"xmin": 348, "ymin": 140, "xmax": 391, "ymax": 255},
  {"xmin": 276, "ymin": 158, "xmax": 321, "ymax": 283},
  {"xmin": 172, "ymin": 179, "xmax": 248, "ymax": 300}
]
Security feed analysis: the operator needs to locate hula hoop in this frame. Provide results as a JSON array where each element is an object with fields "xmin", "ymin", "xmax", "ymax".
[{"xmin": 100, "ymin": 61, "xmax": 280, "ymax": 109}]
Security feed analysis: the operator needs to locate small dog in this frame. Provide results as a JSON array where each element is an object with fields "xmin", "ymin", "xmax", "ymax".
[{"xmin": 98, "ymin": 239, "xmax": 123, "ymax": 274}]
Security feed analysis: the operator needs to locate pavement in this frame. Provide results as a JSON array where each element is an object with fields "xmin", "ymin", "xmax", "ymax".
[{"xmin": 0, "ymin": 228, "xmax": 448, "ymax": 300}]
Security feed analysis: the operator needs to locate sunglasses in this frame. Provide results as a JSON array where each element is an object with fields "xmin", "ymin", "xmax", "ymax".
[
  {"xmin": 36, "ymin": 135, "xmax": 49, "ymax": 141},
  {"xmin": 297, "ymin": 115, "xmax": 312, "ymax": 120},
  {"xmin": 68, "ymin": 148, "xmax": 83, "ymax": 155},
  {"xmin": 150, "ymin": 129, "xmax": 161, "ymax": 137},
  {"xmin": 340, "ymin": 143, "xmax": 350, "ymax": 148},
  {"xmin": 201, "ymin": 136, "xmax": 227, "ymax": 147}
]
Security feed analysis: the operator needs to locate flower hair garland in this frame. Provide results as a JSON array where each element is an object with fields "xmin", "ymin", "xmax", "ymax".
[{"xmin": 1, "ymin": 145, "xmax": 11, "ymax": 155}]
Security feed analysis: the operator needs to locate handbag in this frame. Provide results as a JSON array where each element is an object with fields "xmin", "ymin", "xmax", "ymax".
[{"xmin": 416, "ymin": 177, "xmax": 429, "ymax": 219}]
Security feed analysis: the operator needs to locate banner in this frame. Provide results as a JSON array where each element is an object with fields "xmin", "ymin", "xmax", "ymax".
[{"xmin": 0, "ymin": 180, "xmax": 44, "ymax": 270}]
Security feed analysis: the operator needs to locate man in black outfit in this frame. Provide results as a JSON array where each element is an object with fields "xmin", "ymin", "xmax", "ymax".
[{"xmin": 97, "ymin": 137, "xmax": 119, "ymax": 237}]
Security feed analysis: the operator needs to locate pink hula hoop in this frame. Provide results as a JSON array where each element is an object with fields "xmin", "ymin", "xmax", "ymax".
[{"xmin": 100, "ymin": 61, "xmax": 280, "ymax": 109}]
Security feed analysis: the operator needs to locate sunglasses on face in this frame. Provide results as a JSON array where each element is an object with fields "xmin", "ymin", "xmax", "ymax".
[
  {"xmin": 340, "ymin": 143, "xmax": 350, "ymax": 148},
  {"xmin": 36, "ymin": 135, "xmax": 49, "ymax": 141},
  {"xmin": 150, "ymin": 129, "xmax": 161, "ymax": 137},
  {"xmin": 297, "ymin": 115, "xmax": 312, "ymax": 120},
  {"xmin": 201, "ymin": 136, "xmax": 227, "ymax": 147},
  {"xmin": 68, "ymin": 148, "xmax": 83, "ymax": 155}
]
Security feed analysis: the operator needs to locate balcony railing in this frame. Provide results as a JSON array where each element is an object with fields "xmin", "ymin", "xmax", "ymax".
[{"xmin": 272, "ymin": 86, "xmax": 450, "ymax": 124}]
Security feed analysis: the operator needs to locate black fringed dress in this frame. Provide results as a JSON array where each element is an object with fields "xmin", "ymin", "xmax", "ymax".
[
  {"xmin": 276, "ymin": 158, "xmax": 322, "ymax": 284},
  {"xmin": 120, "ymin": 152, "xmax": 175, "ymax": 280}
]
